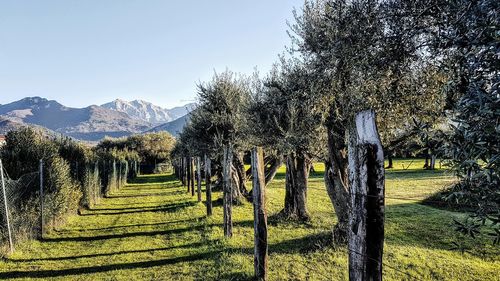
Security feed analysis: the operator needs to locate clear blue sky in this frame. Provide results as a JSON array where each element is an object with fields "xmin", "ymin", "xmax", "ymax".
[{"xmin": 0, "ymin": 0, "xmax": 303, "ymax": 108}]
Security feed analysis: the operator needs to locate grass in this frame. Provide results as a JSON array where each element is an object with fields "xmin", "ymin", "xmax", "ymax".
[{"xmin": 0, "ymin": 159, "xmax": 498, "ymax": 280}]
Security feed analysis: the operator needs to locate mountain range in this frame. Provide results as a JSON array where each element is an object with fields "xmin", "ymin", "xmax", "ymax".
[{"xmin": 0, "ymin": 97, "xmax": 193, "ymax": 141}]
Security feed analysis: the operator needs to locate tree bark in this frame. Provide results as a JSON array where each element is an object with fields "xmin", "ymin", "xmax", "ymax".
[
  {"xmin": 325, "ymin": 121, "xmax": 351, "ymax": 243},
  {"xmin": 423, "ymin": 148, "xmax": 429, "ymax": 169},
  {"xmin": 205, "ymin": 155, "xmax": 212, "ymax": 216},
  {"xmin": 252, "ymin": 147, "xmax": 268, "ymax": 281},
  {"xmin": 247, "ymin": 155, "xmax": 283, "ymax": 199},
  {"xmin": 348, "ymin": 110, "xmax": 385, "ymax": 281},
  {"xmin": 282, "ymin": 151, "xmax": 310, "ymax": 221},
  {"xmin": 386, "ymin": 152, "xmax": 393, "ymax": 169},
  {"xmin": 429, "ymin": 154, "xmax": 436, "ymax": 170},
  {"xmin": 265, "ymin": 156, "xmax": 283, "ymax": 186},
  {"xmin": 233, "ymin": 152, "xmax": 248, "ymax": 200}
]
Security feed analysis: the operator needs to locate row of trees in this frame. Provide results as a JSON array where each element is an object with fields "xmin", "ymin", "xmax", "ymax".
[
  {"xmin": 0, "ymin": 129, "xmax": 178, "ymax": 253},
  {"xmin": 173, "ymin": 0, "xmax": 498, "ymax": 244}
]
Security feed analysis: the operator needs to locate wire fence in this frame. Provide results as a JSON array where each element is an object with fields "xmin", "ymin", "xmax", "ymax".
[{"xmin": 0, "ymin": 158, "xmax": 137, "ymax": 256}]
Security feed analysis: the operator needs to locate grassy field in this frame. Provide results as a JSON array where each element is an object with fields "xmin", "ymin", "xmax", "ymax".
[{"xmin": 0, "ymin": 159, "xmax": 498, "ymax": 280}]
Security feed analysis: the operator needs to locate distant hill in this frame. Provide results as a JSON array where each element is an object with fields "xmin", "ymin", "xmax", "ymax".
[
  {"xmin": 102, "ymin": 99, "xmax": 195, "ymax": 125},
  {"xmin": 0, "ymin": 116, "xmax": 57, "ymax": 136},
  {"xmin": 147, "ymin": 114, "xmax": 190, "ymax": 136}
]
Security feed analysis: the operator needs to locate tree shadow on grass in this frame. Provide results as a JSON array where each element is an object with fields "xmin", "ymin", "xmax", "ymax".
[
  {"xmin": 267, "ymin": 212, "xmax": 314, "ymax": 228},
  {"xmin": 57, "ymin": 217, "xmax": 206, "ymax": 233},
  {"xmin": 79, "ymin": 201, "xmax": 197, "ymax": 216},
  {"xmin": 103, "ymin": 201, "xmax": 172, "ymax": 207},
  {"xmin": 216, "ymin": 272, "xmax": 253, "ymax": 281},
  {"xmin": 269, "ymin": 231, "xmax": 332, "ymax": 255},
  {"xmin": 12, "ymin": 241, "xmax": 209, "ymax": 262},
  {"xmin": 380, "ymin": 202, "xmax": 499, "ymax": 258},
  {"xmin": 44, "ymin": 224, "xmax": 209, "ymax": 242},
  {"xmin": 104, "ymin": 190, "xmax": 185, "ymax": 199},
  {"xmin": 121, "ymin": 184, "xmax": 181, "ymax": 190},
  {"xmin": 88, "ymin": 201, "xmax": 194, "ymax": 212},
  {"xmin": 128, "ymin": 174, "xmax": 177, "ymax": 184},
  {"xmin": 0, "ymin": 251, "xmax": 220, "ymax": 279}
]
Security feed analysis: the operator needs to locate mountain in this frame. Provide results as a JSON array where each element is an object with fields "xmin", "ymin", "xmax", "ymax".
[
  {"xmin": 102, "ymin": 99, "xmax": 195, "ymax": 125},
  {"xmin": 0, "ymin": 97, "xmax": 150, "ymax": 141},
  {"xmin": 147, "ymin": 114, "xmax": 190, "ymax": 136}
]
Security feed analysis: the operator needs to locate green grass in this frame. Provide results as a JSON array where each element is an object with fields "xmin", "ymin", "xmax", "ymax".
[{"xmin": 0, "ymin": 159, "xmax": 498, "ymax": 280}]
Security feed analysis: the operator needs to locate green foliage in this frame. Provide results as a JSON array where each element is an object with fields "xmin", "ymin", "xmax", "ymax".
[
  {"xmin": 433, "ymin": 0, "xmax": 500, "ymax": 244},
  {"xmin": 0, "ymin": 128, "xmax": 82, "ymax": 237},
  {"xmin": 248, "ymin": 57, "xmax": 325, "ymax": 157},
  {"xmin": 179, "ymin": 70, "xmax": 251, "ymax": 159},
  {"xmin": 96, "ymin": 132, "xmax": 174, "ymax": 165}
]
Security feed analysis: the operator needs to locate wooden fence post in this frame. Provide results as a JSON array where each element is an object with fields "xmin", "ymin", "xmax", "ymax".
[
  {"xmin": 181, "ymin": 157, "xmax": 186, "ymax": 186},
  {"xmin": 197, "ymin": 156, "xmax": 202, "ymax": 202},
  {"xmin": 348, "ymin": 110, "xmax": 385, "ymax": 281},
  {"xmin": 205, "ymin": 155, "xmax": 212, "ymax": 216},
  {"xmin": 252, "ymin": 147, "xmax": 268, "ymax": 280},
  {"xmin": 223, "ymin": 145, "xmax": 233, "ymax": 237},
  {"xmin": 184, "ymin": 157, "xmax": 187, "ymax": 186},
  {"xmin": 187, "ymin": 157, "xmax": 191, "ymax": 193},
  {"xmin": 190, "ymin": 157, "xmax": 195, "ymax": 196}
]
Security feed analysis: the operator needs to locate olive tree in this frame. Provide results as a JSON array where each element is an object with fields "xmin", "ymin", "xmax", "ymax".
[
  {"xmin": 249, "ymin": 57, "xmax": 325, "ymax": 220},
  {"xmin": 290, "ymin": 0, "xmax": 447, "ymax": 240},
  {"xmin": 177, "ymin": 70, "xmax": 251, "ymax": 202}
]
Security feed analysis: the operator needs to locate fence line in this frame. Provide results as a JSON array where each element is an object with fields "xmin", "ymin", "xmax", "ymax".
[{"xmin": 0, "ymin": 158, "xmax": 138, "ymax": 256}]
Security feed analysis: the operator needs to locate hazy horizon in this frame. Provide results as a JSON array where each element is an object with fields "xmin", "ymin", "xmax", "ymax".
[{"xmin": 0, "ymin": 1, "xmax": 302, "ymax": 108}]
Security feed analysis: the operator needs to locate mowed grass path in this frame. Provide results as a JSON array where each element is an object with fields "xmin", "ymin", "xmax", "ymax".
[{"xmin": 0, "ymin": 159, "xmax": 499, "ymax": 280}]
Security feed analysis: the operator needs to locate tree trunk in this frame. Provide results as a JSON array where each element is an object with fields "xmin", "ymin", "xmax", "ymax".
[
  {"xmin": 265, "ymin": 156, "xmax": 283, "ymax": 186},
  {"xmin": 205, "ymin": 155, "xmax": 212, "ymax": 216},
  {"xmin": 233, "ymin": 152, "xmax": 249, "ymax": 200},
  {"xmin": 429, "ymin": 154, "xmax": 436, "ymax": 170},
  {"xmin": 282, "ymin": 152, "xmax": 310, "ymax": 221},
  {"xmin": 423, "ymin": 148, "xmax": 429, "ymax": 169},
  {"xmin": 386, "ymin": 152, "xmax": 393, "ymax": 169},
  {"xmin": 325, "ymin": 122, "xmax": 351, "ymax": 243},
  {"xmin": 247, "ymin": 155, "xmax": 284, "ymax": 199},
  {"xmin": 348, "ymin": 110, "xmax": 385, "ymax": 281}
]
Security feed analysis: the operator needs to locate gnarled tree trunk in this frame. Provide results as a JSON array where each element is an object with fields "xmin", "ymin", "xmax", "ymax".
[
  {"xmin": 325, "ymin": 122, "xmax": 351, "ymax": 243},
  {"xmin": 281, "ymin": 151, "xmax": 311, "ymax": 221},
  {"xmin": 265, "ymin": 155, "xmax": 283, "ymax": 186},
  {"xmin": 232, "ymin": 152, "xmax": 249, "ymax": 201}
]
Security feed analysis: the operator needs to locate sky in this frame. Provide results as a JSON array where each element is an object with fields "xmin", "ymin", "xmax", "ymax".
[{"xmin": 0, "ymin": 0, "xmax": 303, "ymax": 109}]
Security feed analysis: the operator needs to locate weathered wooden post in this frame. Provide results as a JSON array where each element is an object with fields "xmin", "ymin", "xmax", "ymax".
[
  {"xmin": 205, "ymin": 155, "xmax": 212, "ymax": 216},
  {"xmin": 252, "ymin": 147, "xmax": 268, "ymax": 280},
  {"xmin": 223, "ymin": 145, "xmax": 233, "ymax": 237},
  {"xmin": 184, "ymin": 157, "xmax": 187, "ymax": 186},
  {"xmin": 348, "ymin": 110, "xmax": 385, "ymax": 281},
  {"xmin": 186, "ymin": 156, "xmax": 191, "ymax": 192},
  {"xmin": 196, "ymin": 156, "xmax": 202, "ymax": 202},
  {"xmin": 180, "ymin": 158, "xmax": 184, "ymax": 185},
  {"xmin": 190, "ymin": 157, "xmax": 195, "ymax": 196}
]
